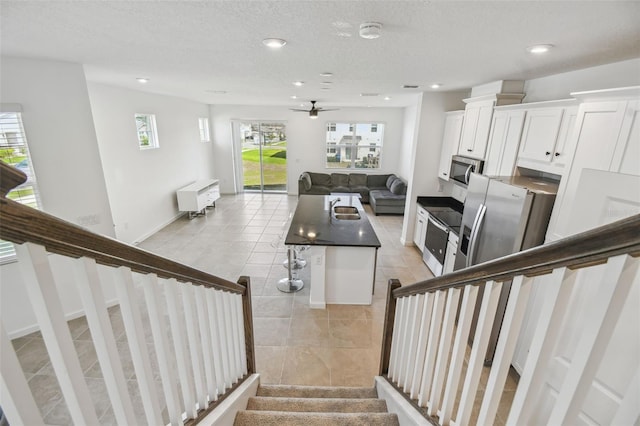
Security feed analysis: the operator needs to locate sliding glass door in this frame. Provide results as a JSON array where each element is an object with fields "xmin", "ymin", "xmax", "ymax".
[{"xmin": 233, "ymin": 121, "xmax": 287, "ymax": 192}]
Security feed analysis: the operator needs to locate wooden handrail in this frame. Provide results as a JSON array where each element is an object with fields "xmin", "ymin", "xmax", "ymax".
[
  {"xmin": 0, "ymin": 161, "xmax": 244, "ymax": 294},
  {"xmin": 393, "ymin": 214, "xmax": 640, "ymax": 299}
]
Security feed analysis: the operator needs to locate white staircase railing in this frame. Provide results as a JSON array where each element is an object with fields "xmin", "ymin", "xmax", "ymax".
[
  {"xmin": 379, "ymin": 214, "xmax": 640, "ymax": 425},
  {"xmin": 0, "ymin": 161, "xmax": 256, "ymax": 425}
]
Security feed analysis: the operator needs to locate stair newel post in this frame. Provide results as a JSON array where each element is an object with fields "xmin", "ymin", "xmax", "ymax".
[
  {"xmin": 238, "ymin": 275, "xmax": 256, "ymax": 375},
  {"xmin": 379, "ymin": 278, "xmax": 402, "ymax": 376}
]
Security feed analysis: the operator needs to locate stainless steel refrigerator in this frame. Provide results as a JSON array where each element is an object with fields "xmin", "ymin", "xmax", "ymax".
[{"xmin": 454, "ymin": 173, "xmax": 558, "ymax": 364}]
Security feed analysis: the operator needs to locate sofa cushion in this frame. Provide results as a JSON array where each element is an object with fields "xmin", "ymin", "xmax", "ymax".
[
  {"xmin": 367, "ymin": 174, "xmax": 390, "ymax": 189},
  {"xmin": 386, "ymin": 174, "xmax": 398, "ymax": 189},
  {"xmin": 331, "ymin": 173, "xmax": 350, "ymax": 187},
  {"xmin": 308, "ymin": 172, "xmax": 332, "ymax": 186},
  {"xmin": 390, "ymin": 178, "xmax": 407, "ymax": 195},
  {"xmin": 300, "ymin": 172, "xmax": 312, "ymax": 191},
  {"xmin": 304, "ymin": 185, "xmax": 332, "ymax": 195},
  {"xmin": 349, "ymin": 173, "xmax": 367, "ymax": 187},
  {"xmin": 369, "ymin": 189, "xmax": 406, "ymax": 206}
]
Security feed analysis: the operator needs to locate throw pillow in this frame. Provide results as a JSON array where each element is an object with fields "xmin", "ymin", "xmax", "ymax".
[
  {"xmin": 308, "ymin": 172, "xmax": 332, "ymax": 186},
  {"xmin": 301, "ymin": 173, "xmax": 312, "ymax": 191},
  {"xmin": 386, "ymin": 174, "xmax": 398, "ymax": 189},
  {"xmin": 390, "ymin": 178, "xmax": 407, "ymax": 195}
]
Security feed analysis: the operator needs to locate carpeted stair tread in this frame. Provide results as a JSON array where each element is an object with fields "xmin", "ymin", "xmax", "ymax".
[
  {"xmin": 256, "ymin": 384, "xmax": 378, "ymax": 399},
  {"xmin": 234, "ymin": 410, "xmax": 400, "ymax": 426},
  {"xmin": 246, "ymin": 396, "xmax": 388, "ymax": 413}
]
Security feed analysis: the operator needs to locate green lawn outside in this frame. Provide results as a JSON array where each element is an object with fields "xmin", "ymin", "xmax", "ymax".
[{"xmin": 242, "ymin": 145, "xmax": 287, "ymax": 189}]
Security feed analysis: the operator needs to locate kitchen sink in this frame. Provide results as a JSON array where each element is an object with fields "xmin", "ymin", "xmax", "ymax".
[
  {"xmin": 333, "ymin": 206, "xmax": 359, "ymax": 214},
  {"xmin": 334, "ymin": 213, "xmax": 360, "ymax": 220}
]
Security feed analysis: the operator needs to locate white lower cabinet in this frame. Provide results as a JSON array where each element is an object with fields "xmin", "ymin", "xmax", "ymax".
[
  {"xmin": 177, "ymin": 179, "xmax": 220, "ymax": 218},
  {"xmin": 413, "ymin": 205, "xmax": 428, "ymax": 252},
  {"xmin": 443, "ymin": 232, "xmax": 459, "ymax": 275}
]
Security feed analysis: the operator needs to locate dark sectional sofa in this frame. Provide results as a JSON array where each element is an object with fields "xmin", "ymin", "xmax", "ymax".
[{"xmin": 298, "ymin": 172, "xmax": 407, "ymax": 215}]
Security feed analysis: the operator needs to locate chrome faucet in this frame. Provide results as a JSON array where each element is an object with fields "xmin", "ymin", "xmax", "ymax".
[{"xmin": 329, "ymin": 197, "xmax": 341, "ymax": 216}]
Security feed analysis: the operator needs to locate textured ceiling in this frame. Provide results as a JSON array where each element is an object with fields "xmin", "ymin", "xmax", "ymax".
[{"xmin": 1, "ymin": 1, "xmax": 639, "ymax": 107}]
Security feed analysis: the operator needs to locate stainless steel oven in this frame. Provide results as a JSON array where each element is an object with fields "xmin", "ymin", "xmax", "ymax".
[
  {"xmin": 422, "ymin": 213, "xmax": 449, "ymax": 277},
  {"xmin": 450, "ymin": 155, "xmax": 484, "ymax": 187}
]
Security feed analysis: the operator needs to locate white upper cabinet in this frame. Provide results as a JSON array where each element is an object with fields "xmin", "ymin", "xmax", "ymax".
[
  {"xmin": 458, "ymin": 93, "xmax": 525, "ymax": 160},
  {"xmin": 458, "ymin": 98, "xmax": 495, "ymax": 159},
  {"xmin": 483, "ymin": 108, "xmax": 526, "ymax": 176},
  {"xmin": 546, "ymin": 87, "xmax": 640, "ymax": 241},
  {"xmin": 437, "ymin": 111, "xmax": 464, "ymax": 181},
  {"xmin": 516, "ymin": 100, "xmax": 578, "ymax": 174}
]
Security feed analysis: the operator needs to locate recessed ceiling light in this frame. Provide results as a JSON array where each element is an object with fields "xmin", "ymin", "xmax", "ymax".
[
  {"xmin": 262, "ymin": 38, "xmax": 287, "ymax": 48},
  {"xmin": 290, "ymin": 95, "xmax": 297, "ymax": 99},
  {"xmin": 136, "ymin": 78, "xmax": 149, "ymax": 83},
  {"xmin": 526, "ymin": 44, "xmax": 554, "ymax": 54},
  {"xmin": 359, "ymin": 22, "xmax": 382, "ymax": 39},
  {"xmin": 293, "ymin": 81, "xmax": 304, "ymax": 87},
  {"xmin": 430, "ymin": 83, "xmax": 442, "ymax": 89},
  {"xmin": 320, "ymin": 72, "xmax": 333, "ymax": 77},
  {"xmin": 384, "ymin": 96, "xmax": 391, "ymax": 101}
]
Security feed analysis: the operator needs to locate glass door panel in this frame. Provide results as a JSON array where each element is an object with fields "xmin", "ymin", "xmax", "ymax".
[{"xmin": 238, "ymin": 121, "xmax": 287, "ymax": 192}]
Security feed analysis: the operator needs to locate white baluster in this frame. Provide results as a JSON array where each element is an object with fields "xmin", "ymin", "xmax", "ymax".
[
  {"xmin": 0, "ymin": 320, "xmax": 44, "ymax": 425},
  {"xmin": 73, "ymin": 257, "xmax": 136, "ymax": 424},
  {"xmin": 195, "ymin": 286, "xmax": 218, "ymax": 401},
  {"xmin": 454, "ymin": 280, "xmax": 501, "ymax": 426},
  {"xmin": 507, "ymin": 267, "xmax": 577, "ymax": 425},
  {"xmin": 410, "ymin": 292, "xmax": 435, "ymax": 399},
  {"xmin": 142, "ymin": 274, "xmax": 183, "ymax": 425},
  {"xmin": 206, "ymin": 289, "xmax": 226, "ymax": 394},
  {"xmin": 16, "ymin": 243, "xmax": 100, "ymax": 425},
  {"xmin": 388, "ymin": 296, "xmax": 406, "ymax": 381},
  {"xmin": 440, "ymin": 285, "xmax": 479, "ymax": 425},
  {"xmin": 548, "ymin": 254, "xmax": 638, "ymax": 425},
  {"xmin": 428, "ymin": 287, "xmax": 461, "ymax": 416},
  {"xmin": 181, "ymin": 284, "xmax": 208, "ymax": 410},
  {"xmin": 402, "ymin": 294, "xmax": 425, "ymax": 393},
  {"xmin": 235, "ymin": 294, "xmax": 248, "ymax": 375},
  {"xmin": 477, "ymin": 275, "xmax": 532, "ymax": 425},
  {"xmin": 115, "ymin": 267, "xmax": 163, "ymax": 424},
  {"xmin": 164, "ymin": 278, "xmax": 197, "ymax": 419},
  {"xmin": 214, "ymin": 290, "xmax": 232, "ymax": 388},
  {"xmin": 224, "ymin": 292, "xmax": 240, "ymax": 381},
  {"xmin": 418, "ymin": 290, "xmax": 447, "ymax": 407},
  {"xmin": 398, "ymin": 295, "xmax": 419, "ymax": 389}
]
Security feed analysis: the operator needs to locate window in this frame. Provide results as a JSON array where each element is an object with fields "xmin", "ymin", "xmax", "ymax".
[
  {"xmin": 135, "ymin": 113, "xmax": 159, "ymax": 149},
  {"xmin": 326, "ymin": 122, "xmax": 384, "ymax": 169},
  {"xmin": 199, "ymin": 117, "xmax": 210, "ymax": 142},
  {"xmin": 0, "ymin": 110, "xmax": 42, "ymax": 261}
]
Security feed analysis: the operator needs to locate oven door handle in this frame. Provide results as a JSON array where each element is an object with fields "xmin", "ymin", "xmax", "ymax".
[
  {"xmin": 464, "ymin": 164, "xmax": 473, "ymax": 185},
  {"xmin": 467, "ymin": 203, "xmax": 486, "ymax": 267},
  {"xmin": 427, "ymin": 214, "xmax": 449, "ymax": 233}
]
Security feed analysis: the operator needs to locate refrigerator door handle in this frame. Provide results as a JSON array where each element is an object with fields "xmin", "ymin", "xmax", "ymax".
[
  {"xmin": 467, "ymin": 203, "xmax": 487, "ymax": 267},
  {"xmin": 464, "ymin": 165, "xmax": 473, "ymax": 184}
]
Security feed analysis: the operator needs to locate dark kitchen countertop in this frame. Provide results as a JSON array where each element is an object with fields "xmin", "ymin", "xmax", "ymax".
[
  {"xmin": 417, "ymin": 196, "xmax": 464, "ymax": 237},
  {"xmin": 285, "ymin": 195, "xmax": 381, "ymax": 248}
]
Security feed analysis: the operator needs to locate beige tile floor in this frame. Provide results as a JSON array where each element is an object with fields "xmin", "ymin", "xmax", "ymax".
[{"xmin": 12, "ymin": 192, "xmax": 517, "ymax": 424}]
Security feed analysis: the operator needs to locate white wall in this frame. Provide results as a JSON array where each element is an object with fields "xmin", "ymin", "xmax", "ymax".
[
  {"xmin": 210, "ymin": 105, "xmax": 406, "ymax": 194},
  {"xmin": 0, "ymin": 57, "xmax": 114, "ymax": 236},
  {"xmin": 397, "ymin": 103, "xmax": 420, "ymax": 180},
  {"xmin": 523, "ymin": 58, "xmax": 640, "ymax": 102},
  {"xmin": 0, "ymin": 56, "xmax": 117, "ymax": 337},
  {"xmin": 88, "ymin": 83, "xmax": 214, "ymax": 244}
]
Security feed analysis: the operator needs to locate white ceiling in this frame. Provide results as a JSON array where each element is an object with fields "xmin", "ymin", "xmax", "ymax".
[{"xmin": 2, "ymin": 1, "xmax": 639, "ymax": 108}]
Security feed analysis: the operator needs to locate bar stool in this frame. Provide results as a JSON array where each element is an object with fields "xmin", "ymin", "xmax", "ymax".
[
  {"xmin": 282, "ymin": 245, "xmax": 308, "ymax": 270},
  {"xmin": 277, "ymin": 246, "xmax": 304, "ymax": 293}
]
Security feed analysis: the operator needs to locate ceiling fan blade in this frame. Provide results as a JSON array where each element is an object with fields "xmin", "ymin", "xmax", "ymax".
[
  {"xmin": 290, "ymin": 109, "xmax": 310, "ymax": 112},
  {"xmin": 317, "ymin": 109, "xmax": 339, "ymax": 112}
]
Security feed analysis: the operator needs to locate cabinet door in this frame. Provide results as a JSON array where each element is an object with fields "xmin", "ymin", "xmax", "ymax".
[
  {"xmin": 518, "ymin": 107, "xmax": 564, "ymax": 163},
  {"xmin": 611, "ymin": 100, "xmax": 640, "ymax": 176},
  {"xmin": 413, "ymin": 208, "xmax": 426, "ymax": 251},
  {"xmin": 484, "ymin": 110, "xmax": 526, "ymax": 176},
  {"xmin": 459, "ymin": 100, "xmax": 495, "ymax": 159},
  {"xmin": 551, "ymin": 106, "xmax": 578, "ymax": 169},
  {"xmin": 547, "ymin": 100, "xmax": 629, "ymax": 241},
  {"xmin": 438, "ymin": 112, "xmax": 464, "ymax": 180},
  {"xmin": 443, "ymin": 241, "xmax": 456, "ymax": 275}
]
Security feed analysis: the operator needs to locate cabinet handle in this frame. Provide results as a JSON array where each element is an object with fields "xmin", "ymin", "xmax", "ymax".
[
  {"xmin": 545, "ymin": 151, "xmax": 551, "ymax": 156},
  {"xmin": 442, "ymin": 172, "xmax": 448, "ymax": 176},
  {"xmin": 554, "ymin": 152, "xmax": 560, "ymax": 157},
  {"xmin": 466, "ymin": 149, "xmax": 472, "ymax": 152}
]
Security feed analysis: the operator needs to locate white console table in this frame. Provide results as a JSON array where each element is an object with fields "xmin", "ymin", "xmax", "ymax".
[{"xmin": 176, "ymin": 179, "xmax": 220, "ymax": 218}]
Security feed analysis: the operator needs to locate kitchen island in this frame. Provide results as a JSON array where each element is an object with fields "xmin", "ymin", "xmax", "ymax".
[{"xmin": 285, "ymin": 194, "xmax": 381, "ymax": 308}]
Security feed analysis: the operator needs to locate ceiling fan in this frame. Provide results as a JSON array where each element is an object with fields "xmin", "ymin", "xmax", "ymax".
[{"xmin": 290, "ymin": 101, "xmax": 338, "ymax": 119}]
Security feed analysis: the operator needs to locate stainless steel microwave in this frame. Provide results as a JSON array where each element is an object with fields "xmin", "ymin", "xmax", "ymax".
[{"xmin": 450, "ymin": 155, "xmax": 484, "ymax": 187}]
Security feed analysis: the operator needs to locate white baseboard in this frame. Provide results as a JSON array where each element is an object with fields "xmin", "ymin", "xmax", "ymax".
[{"xmin": 133, "ymin": 212, "xmax": 185, "ymax": 245}]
